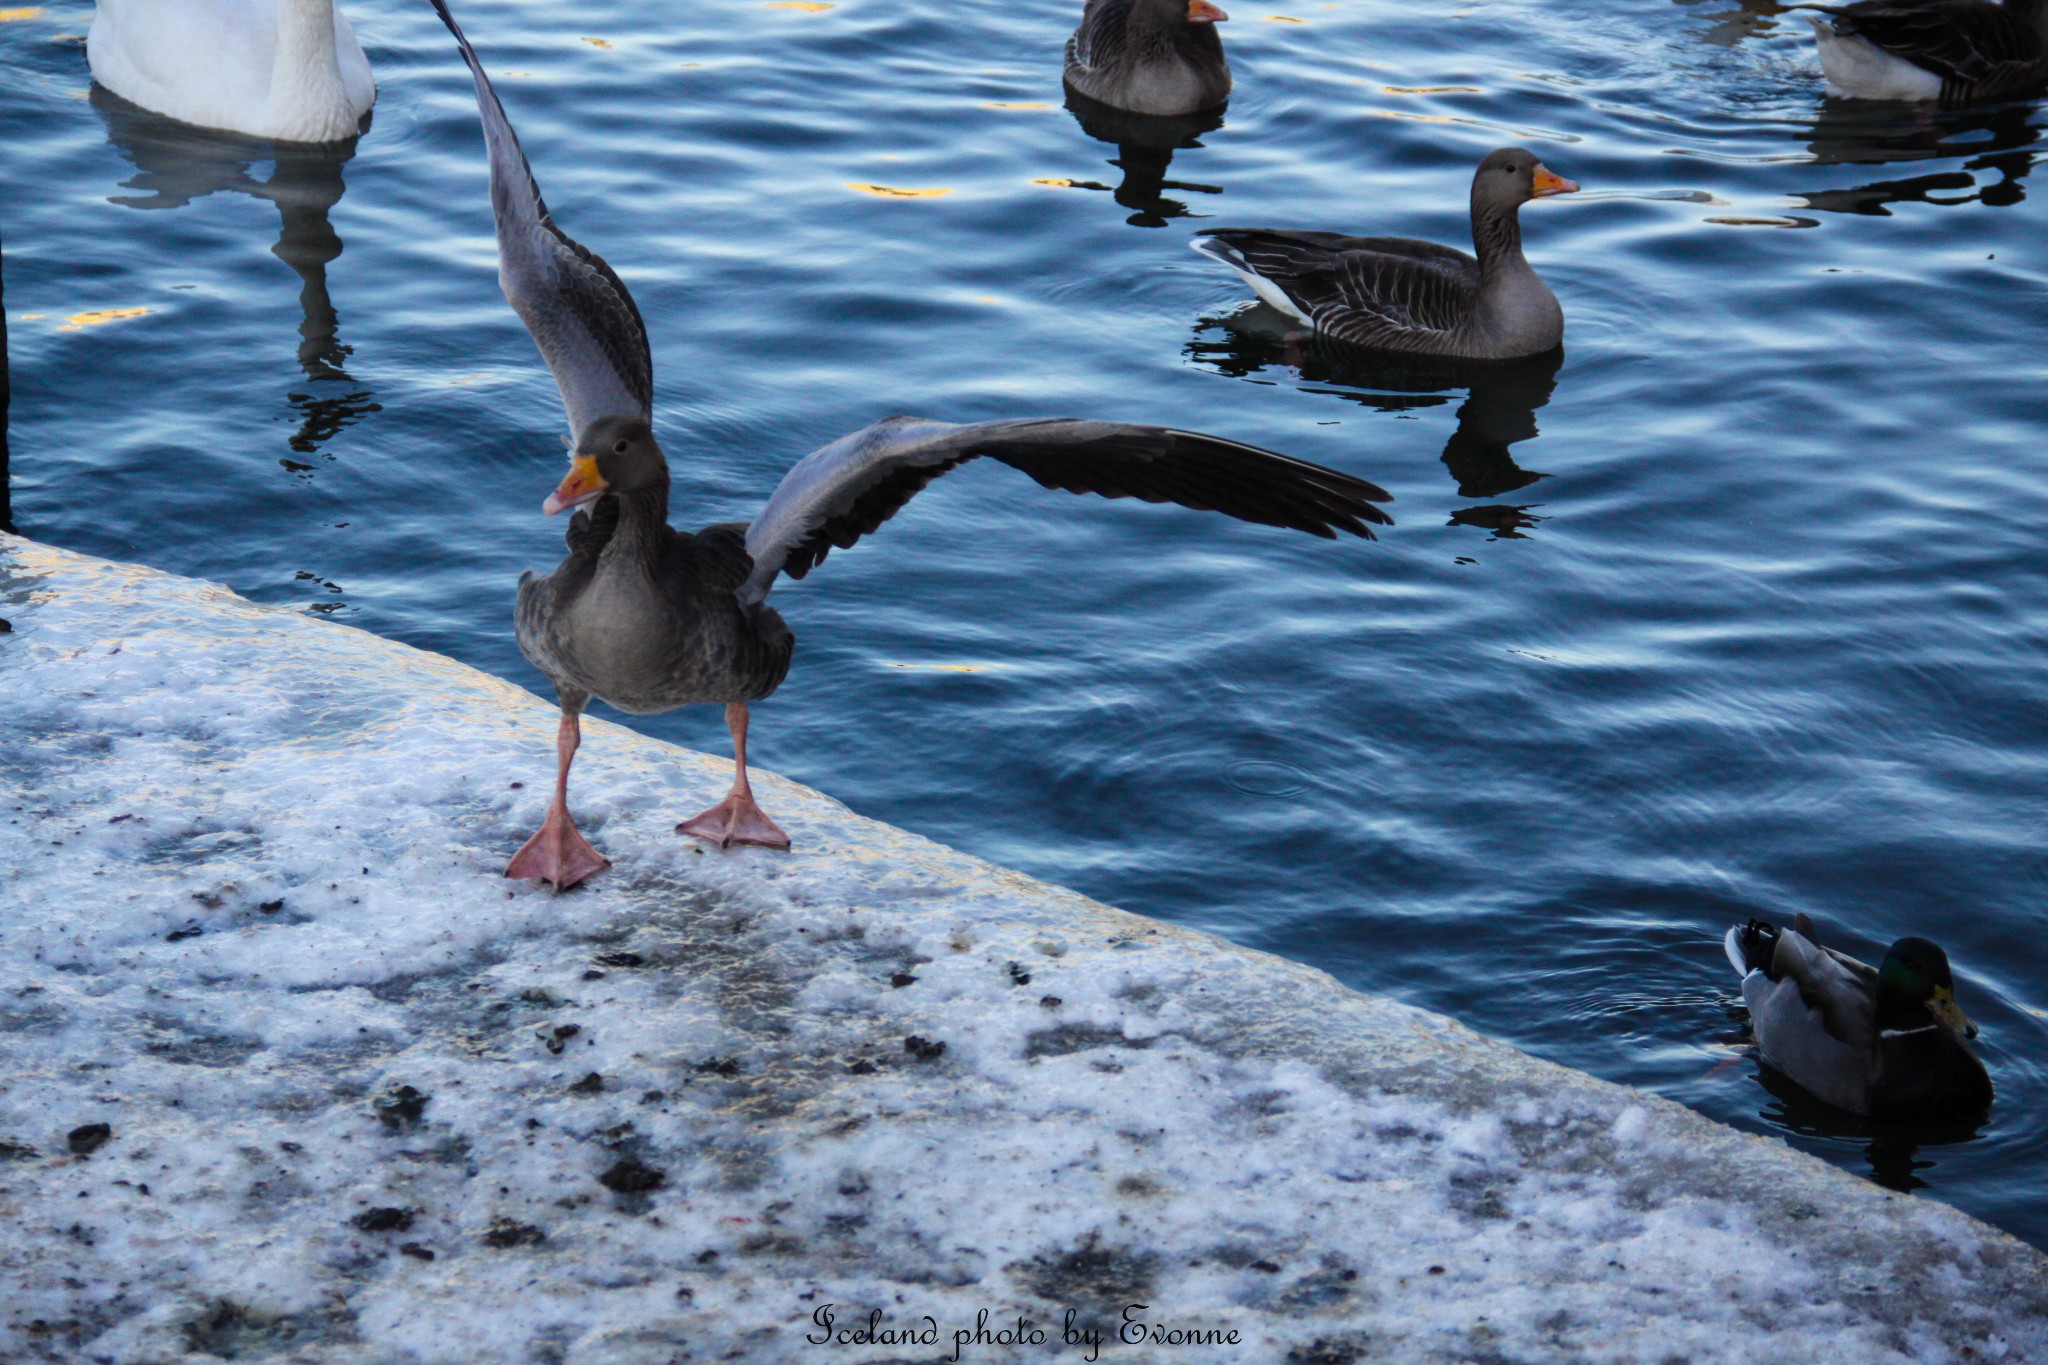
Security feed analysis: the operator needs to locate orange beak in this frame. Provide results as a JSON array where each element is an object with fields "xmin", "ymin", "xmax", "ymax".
[
  {"xmin": 1187, "ymin": 0, "xmax": 1227, "ymax": 21},
  {"xmin": 1532, "ymin": 165, "xmax": 1579, "ymax": 198},
  {"xmin": 542, "ymin": 455, "xmax": 607, "ymax": 516}
]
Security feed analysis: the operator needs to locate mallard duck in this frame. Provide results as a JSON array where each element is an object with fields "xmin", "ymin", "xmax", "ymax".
[
  {"xmin": 1065, "ymin": 0, "xmax": 1232, "ymax": 117},
  {"xmin": 1724, "ymin": 916, "xmax": 1993, "ymax": 1121},
  {"xmin": 432, "ymin": 0, "xmax": 1392, "ymax": 888},
  {"xmin": 1191, "ymin": 148, "xmax": 1578, "ymax": 362},
  {"xmin": 1798, "ymin": 0, "xmax": 2048, "ymax": 104},
  {"xmin": 88, "ymin": 0, "xmax": 376, "ymax": 144}
]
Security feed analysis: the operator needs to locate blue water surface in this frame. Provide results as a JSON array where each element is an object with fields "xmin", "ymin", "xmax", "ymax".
[{"xmin": 5, "ymin": 0, "xmax": 2047, "ymax": 1246}]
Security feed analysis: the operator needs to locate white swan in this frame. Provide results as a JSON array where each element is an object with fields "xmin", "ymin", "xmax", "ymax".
[{"xmin": 88, "ymin": 0, "xmax": 376, "ymax": 144}]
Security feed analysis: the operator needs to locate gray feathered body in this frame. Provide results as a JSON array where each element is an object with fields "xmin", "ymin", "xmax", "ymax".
[
  {"xmin": 1193, "ymin": 224, "xmax": 1563, "ymax": 361},
  {"xmin": 1725, "ymin": 920, "xmax": 1993, "ymax": 1121},
  {"xmin": 518, "ymin": 500, "xmax": 792, "ymax": 716},
  {"xmin": 1065, "ymin": 0, "xmax": 1230, "ymax": 116},
  {"xmin": 1807, "ymin": 0, "xmax": 2048, "ymax": 104}
]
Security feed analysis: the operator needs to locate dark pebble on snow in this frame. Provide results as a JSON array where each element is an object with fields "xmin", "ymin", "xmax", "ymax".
[
  {"xmin": 373, "ymin": 1085, "xmax": 430, "ymax": 1130},
  {"xmin": 902, "ymin": 1036, "xmax": 946, "ymax": 1062},
  {"xmin": 482, "ymin": 1218, "xmax": 546, "ymax": 1249},
  {"xmin": 599, "ymin": 1158, "xmax": 666, "ymax": 1195},
  {"xmin": 351, "ymin": 1207, "xmax": 415, "ymax": 1233},
  {"xmin": 67, "ymin": 1124, "xmax": 112, "ymax": 1157},
  {"xmin": 569, "ymin": 1073, "xmax": 605, "ymax": 1095}
]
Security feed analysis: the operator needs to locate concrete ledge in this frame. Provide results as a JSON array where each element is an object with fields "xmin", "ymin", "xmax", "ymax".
[{"xmin": 2, "ymin": 533, "xmax": 2044, "ymax": 1364}]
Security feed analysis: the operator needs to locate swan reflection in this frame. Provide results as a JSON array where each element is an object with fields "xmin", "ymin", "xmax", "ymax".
[
  {"xmin": 1794, "ymin": 96, "xmax": 2041, "ymax": 214},
  {"xmin": 1061, "ymin": 89, "xmax": 1224, "ymax": 227},
  {"xmin": 1188, "ymin": 309, "xmax": 1562, "ymax": 536},
  {"xmin": 90, "ymin": 85, "xmax": 379, "ymax": 464}
]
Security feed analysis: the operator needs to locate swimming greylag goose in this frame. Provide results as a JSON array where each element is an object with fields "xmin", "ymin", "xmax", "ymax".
[
  {"xmin": 88, "ymin": 0, "xmax": 375, "ymax": 144},
  {"xmin": 1724, "ymin": 917, "xmax": 1993, "ymax": 1121},
  {"xmin": 1799, "ymin": 0, "xmax": 2048, "ymax": 103},
  {"xmin": 1191, "ymin": 148, "xmax": 1579, "ymax": 362},
  {"xmin": 432, "ymin": 0, "xmax": 1392, "ymax": 888},
  {"xmin": 1065, "ymin": 0, "xmax": 1232, "ymax": 116}
]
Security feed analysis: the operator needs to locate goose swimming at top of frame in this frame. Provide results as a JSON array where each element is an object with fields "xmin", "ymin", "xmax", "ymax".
[
  {"xmin": 429, "ymin": 0, "xmax": 1393, "ymax": 889},
  {"xmin": 1797, "ymin": 0, "xmax": 2048, "ymax": 104},
  {"xmin": 1065, "ymin": 0, "xmax": 1232, "ymax": 116},
  {"xmin": 88, "ymin": 0, "xmax": 376, "ymax": 144},
  {"xmin": 1191, "ymin": 149, "xmax": 1579, "ymax": 363}
]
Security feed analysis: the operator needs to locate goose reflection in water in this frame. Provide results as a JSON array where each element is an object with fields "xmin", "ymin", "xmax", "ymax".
[
  {"xmin": 1061, "ymin": 89, "xmax": 1224, "ymax": 227},
  {"xmin": 1188, "ymin": 311, "xmax": 1561, "ymax": 538},
  {"xmin": 89, "ymin": 86, "xmax": 380, "ymax": 464},
  {"xmin": 1793, "ymin": 96, "xmax": 2041, "ymax": 214}
]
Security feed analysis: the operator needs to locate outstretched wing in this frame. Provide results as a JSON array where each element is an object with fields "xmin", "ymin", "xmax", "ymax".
[
  {"xmin": 431, "ymin": 0, "xmax": 653, "ymax": 437},
  {"xmin": 737, "ymin": 416, "xmax": 1392, "ymax": 604}
]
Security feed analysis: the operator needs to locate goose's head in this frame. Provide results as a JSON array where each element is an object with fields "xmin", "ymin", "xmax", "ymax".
[
  {"xmin": 543, "ymin": 415, "xmax": 666, "ymax": 514},
  {"xmin": 1877, "ymin": 936, "xmax": 1978, "ymax": 1040},
  {"xmin": 1473, "ymin": 147, "xmax": 1578, "ymax": 212}
]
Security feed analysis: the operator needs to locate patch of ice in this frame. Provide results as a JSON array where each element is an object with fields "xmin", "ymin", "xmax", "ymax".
[{"xmin": 2, "ymin": 534, "xmax": 2045, "ymax": 1363}]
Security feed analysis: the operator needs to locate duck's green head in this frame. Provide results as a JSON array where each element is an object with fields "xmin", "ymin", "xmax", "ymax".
[{"xmin": 1877, "ymin": 937, "xmax": 1977, "ymax": 1040}]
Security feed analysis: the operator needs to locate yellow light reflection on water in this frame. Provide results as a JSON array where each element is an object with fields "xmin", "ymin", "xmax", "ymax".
[
  {"xmin": 846, "ymin": 183, "xmax": 952, "ymax": 198},
  {"xmin": 59, "ymin": 308, "xmax": 150, "ymax": 331}
]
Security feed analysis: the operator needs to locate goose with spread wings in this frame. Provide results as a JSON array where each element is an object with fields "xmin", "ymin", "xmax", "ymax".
[{"xmin": 432, "ymin": 0, "xmax": 1391, "ymax": 888}]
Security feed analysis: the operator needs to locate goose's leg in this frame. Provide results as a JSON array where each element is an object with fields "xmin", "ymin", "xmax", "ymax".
[
  {"xmin": 507, "ymin": 707, "xmax": 612, "ymax": 888},
  {"xmin": 678, "ymin": 702, "xmax": 791, "ymax": 851}
]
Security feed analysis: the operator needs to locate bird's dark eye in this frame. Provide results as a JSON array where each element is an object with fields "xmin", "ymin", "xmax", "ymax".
[
  {"xmin": 612, "ymin": 439, "xmax": 629, "ymax": 454},
  {"xmin": 1505, "ymin": 163, "xmax": 1518, "ymax": 173}
]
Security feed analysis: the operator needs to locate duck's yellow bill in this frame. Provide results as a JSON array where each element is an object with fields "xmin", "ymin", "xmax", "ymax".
[
  {"xmin": 1188, "ymin": 0, "xmax": 1228, "ymax": 21},
  {"xmin": 542, "ymin": 455, "xmax": 607, "ymax": 516},
  {"xmin": 1930, "ymin": 985, "xmax": 1978, "ymax": 1039},
  {"xmin": 1532, "ymin": 166, "xmax": 1579, "ymax": 197}
]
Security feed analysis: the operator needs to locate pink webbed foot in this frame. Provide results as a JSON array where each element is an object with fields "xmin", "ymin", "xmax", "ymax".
[
  {"xmin": 506, "ymin": 804, "xmax": 612, "ymax": 889},
  {"xmin": 678, "ymin": 792, "xmax": 791, "ymax": 851}
]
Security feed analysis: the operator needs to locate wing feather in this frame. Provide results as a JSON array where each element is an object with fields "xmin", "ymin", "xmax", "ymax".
[
  {"xmin": 432, "ymin": 0, "xmax": 653, "ymax": 436},
  {"xmin": 1196, "ymin": 229, "xmax": 1480, "ymax": 349},
  {"xmin": 1811, "ymin": 0, "xmax": 2047, "ymax": 95},
  {"xmin": 738, "ymin": 416, "xmax": 1392, "ymax": 603}
]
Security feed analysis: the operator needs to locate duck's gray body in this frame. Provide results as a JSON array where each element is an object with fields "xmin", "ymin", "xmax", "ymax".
[
  {"xmin": 1065, "ymin": 0, "xmax": 1230, "ymax": 116},
  {"xmin": 516, "ymin": 502, "xmax": 791, "ymax": 717},
  {"xmin": 1725, "ymin": 918, "xmax": 1993, "ymax": 1121},
  {"xmin": 1192, "ymin": 150, "xmax": 1571, "ymax": 363}
]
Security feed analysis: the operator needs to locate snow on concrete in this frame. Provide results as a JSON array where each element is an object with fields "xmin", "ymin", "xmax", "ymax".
[{"xmin": 1, "ymin": 532, "xmax": 2044, "ymax": 1364}]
